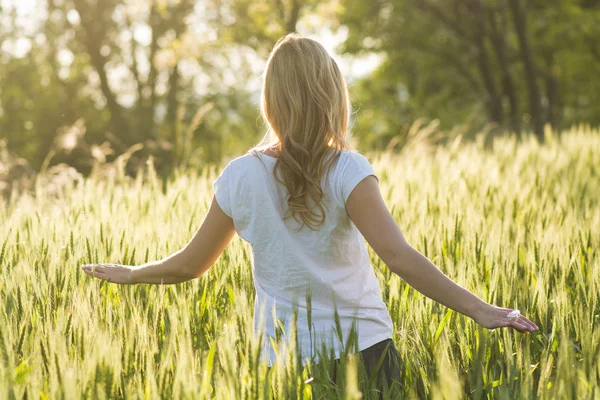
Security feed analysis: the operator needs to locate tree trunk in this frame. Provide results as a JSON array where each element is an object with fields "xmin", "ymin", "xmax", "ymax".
[
  {"xmin": 473, "ymin": 16, "xmax": 503, "ymax": 125},
  {"xmin": 145, "ymin": 0, "xmax": 159, "ymax": 140},
  {"xmin": 165, "ymin": 0, "xmax": 192, "ymax": 142},
  {"xmin": 126, "ymin": 17, "xmax": 145, "ymax": 112},
  {"xmin": 545, "ymin": 52, "xmax": 560, "ymax": 129},
  {"xmin": 46, "ymin": 0, "xmax": 76, "ymax": 123},
  {"xmin": 285, "ymin": 0, "xmax": 301, "ymax": 33},
  {"xmin": 72, "ymin": 0, "xmax": 129, "ymax": 141},
  {"xmin": 489, "ymin": 6, "xmax": 520, "ymax": 135},
  {"xmin": 508, "ymin": 0, "xmax": 544, "ymax": 141},
  {"xmin": 166, "ymin": 64, "xmax": 180, "ymax": 142}
]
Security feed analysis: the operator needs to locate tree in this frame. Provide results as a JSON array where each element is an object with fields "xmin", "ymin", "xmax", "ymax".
[
  {"xmin": 338, "ymin": 0, "xmax": 600, "ymax": 143},
  {"xmin": 508, "ymin": 0, "xmax": 543, "ymax": 140}
]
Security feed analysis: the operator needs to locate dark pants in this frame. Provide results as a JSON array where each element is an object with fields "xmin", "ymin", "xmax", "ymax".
[
  {"xmin": 329, "ymin": 338, "xmax": 402, "ymax": 394},
  {"xmin": 266, "ymin": 339, "xmax": 403, "ymax": 397}
]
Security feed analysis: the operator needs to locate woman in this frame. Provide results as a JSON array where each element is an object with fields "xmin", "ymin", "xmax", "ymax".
[{"xmin": 82, "ymin": 34, "xmax": 539, "ymax": 392}]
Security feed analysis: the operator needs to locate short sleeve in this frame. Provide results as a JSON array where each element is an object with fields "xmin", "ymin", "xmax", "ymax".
[
  {"xmin": 213, "ymin": 163, "xmax": 233, "ymax": 218},
  {"xmin": 339, "ymin": 152, "xmax": 379, "ymax": 203}
]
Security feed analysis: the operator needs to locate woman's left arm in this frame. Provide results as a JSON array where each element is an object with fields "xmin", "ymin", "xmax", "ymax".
[{"xmin": 82, "ymin": 196, "xmax": 236, "ymax": 284}]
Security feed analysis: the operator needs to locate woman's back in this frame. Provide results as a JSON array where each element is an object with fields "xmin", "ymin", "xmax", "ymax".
[
  {"xmin": 82, "ymin": 33, "xmax": 538, "ymax": 394},
  {"xmin": 213, "ymin": 149, "xmax": 393, "ymax": 366}
]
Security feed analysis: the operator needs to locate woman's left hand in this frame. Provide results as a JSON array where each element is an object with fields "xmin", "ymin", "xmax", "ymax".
[{"xmin": 82, "ymin": 264, "xmax": 136, "ymax": 285}]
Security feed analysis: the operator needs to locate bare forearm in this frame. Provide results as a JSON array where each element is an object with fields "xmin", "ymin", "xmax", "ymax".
[
  {"xmin": 132, "ymin": 250, "xmax": 196, "ymax": 284},
  {"xmin": 389, "ymin": 245, "xmax": 488, "ymax": 319}
]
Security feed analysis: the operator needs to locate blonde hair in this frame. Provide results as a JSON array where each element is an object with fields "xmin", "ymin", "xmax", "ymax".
[{"xmin": 251, "ymin": 33, "xmax": 352, "ymax": 230}]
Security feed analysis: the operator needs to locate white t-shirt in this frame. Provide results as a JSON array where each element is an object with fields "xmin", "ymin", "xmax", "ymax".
[{"xmin": 213, "ymin": 149, "xmax": 394, "ymax": 366}]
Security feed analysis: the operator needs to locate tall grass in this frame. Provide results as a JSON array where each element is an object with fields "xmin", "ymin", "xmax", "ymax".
[{"xmin": 0, "ymin": 126, "xmax": 598, "ymax": 398}]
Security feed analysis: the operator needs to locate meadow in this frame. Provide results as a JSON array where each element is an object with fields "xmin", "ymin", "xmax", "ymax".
[{"xmin": 0, "ymin": 126, "xmax": 598, "ymax": 399}]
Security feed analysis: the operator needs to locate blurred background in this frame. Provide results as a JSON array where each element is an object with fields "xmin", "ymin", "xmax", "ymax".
[{"xmin": 1, "ymin": 0, "xmax": 599, "ymax": 185}]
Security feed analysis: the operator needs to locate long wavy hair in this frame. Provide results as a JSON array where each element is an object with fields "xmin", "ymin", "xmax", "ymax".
[{"xmin": 250, "ymin": 33, "xmax": 352, "ymax": 230}]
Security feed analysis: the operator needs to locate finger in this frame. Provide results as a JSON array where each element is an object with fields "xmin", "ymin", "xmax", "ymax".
[
  {"xmin": 91, "ymin": 265, "xmax": 108, "ymax": 273},
  {"xmin": 85, "ymin": 269, "xmax": 110, "ymax": 281},
  {"xmin": 518, "ymin": 316, "xmax": 535, "ymax": 329},
  {"xmin": 95, "ymin": 273, "xmax": 111, "ymax": 281},
  {"xmin": 84, "ymin": 268, "xmax": 101, "ymax": 278},
  {"xmin": 83, "ymin": 264, "xmax": 116, "ymax": 272},
  {"xmin": 523, "ymin": 315, "xmax": 539, "ymax": 329},
  {"xmin": 518, "ymin": 316, "xmax": 539, "ymax": 331},
  {"xmin": 508, "ymin": 319, "xmax": 531, "ymax": 333}
]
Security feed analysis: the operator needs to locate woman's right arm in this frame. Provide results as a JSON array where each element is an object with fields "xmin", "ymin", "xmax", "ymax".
[{"xmin": 346, "ymin": 176, "xmax": 539, "ymax": 333}]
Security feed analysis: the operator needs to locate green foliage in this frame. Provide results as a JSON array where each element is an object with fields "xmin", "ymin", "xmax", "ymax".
[
  {"xmin": 0, "ymin": 126, "xmax": 599, "ymax": 398},
  {"xmin": 340, "ymin": 0, "xmax": 600, "ymax": 141},
  {"xmin": 0, "ymin": 0, "xmax": 267, "ymax": 171},
  {"xmin": 2, "ymin": 0, "xmax": 600, "ymax": 172}
]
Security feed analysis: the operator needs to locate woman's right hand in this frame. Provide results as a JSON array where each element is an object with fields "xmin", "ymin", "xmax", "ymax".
[
  {"xmin": 347, "ymin": 177, "xmax": 541, "ymax": 335},
  {"xmin": 473, "ymin": 304, "xmax": 539, "ymax": 333}
]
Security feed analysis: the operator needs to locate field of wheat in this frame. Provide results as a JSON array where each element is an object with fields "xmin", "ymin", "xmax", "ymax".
[{"xmin": 0, "ymin": 126, "xmax": 598, "ymax": 399}]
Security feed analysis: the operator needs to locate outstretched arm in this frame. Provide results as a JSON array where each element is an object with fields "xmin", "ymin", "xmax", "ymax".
[
  {"xmin": 346, "ymin": 176, "xmax": 539, "ymax": 333},
  {"xmin": 82, "ymin": 196, "xmax": 236, "ymax": 284}
]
